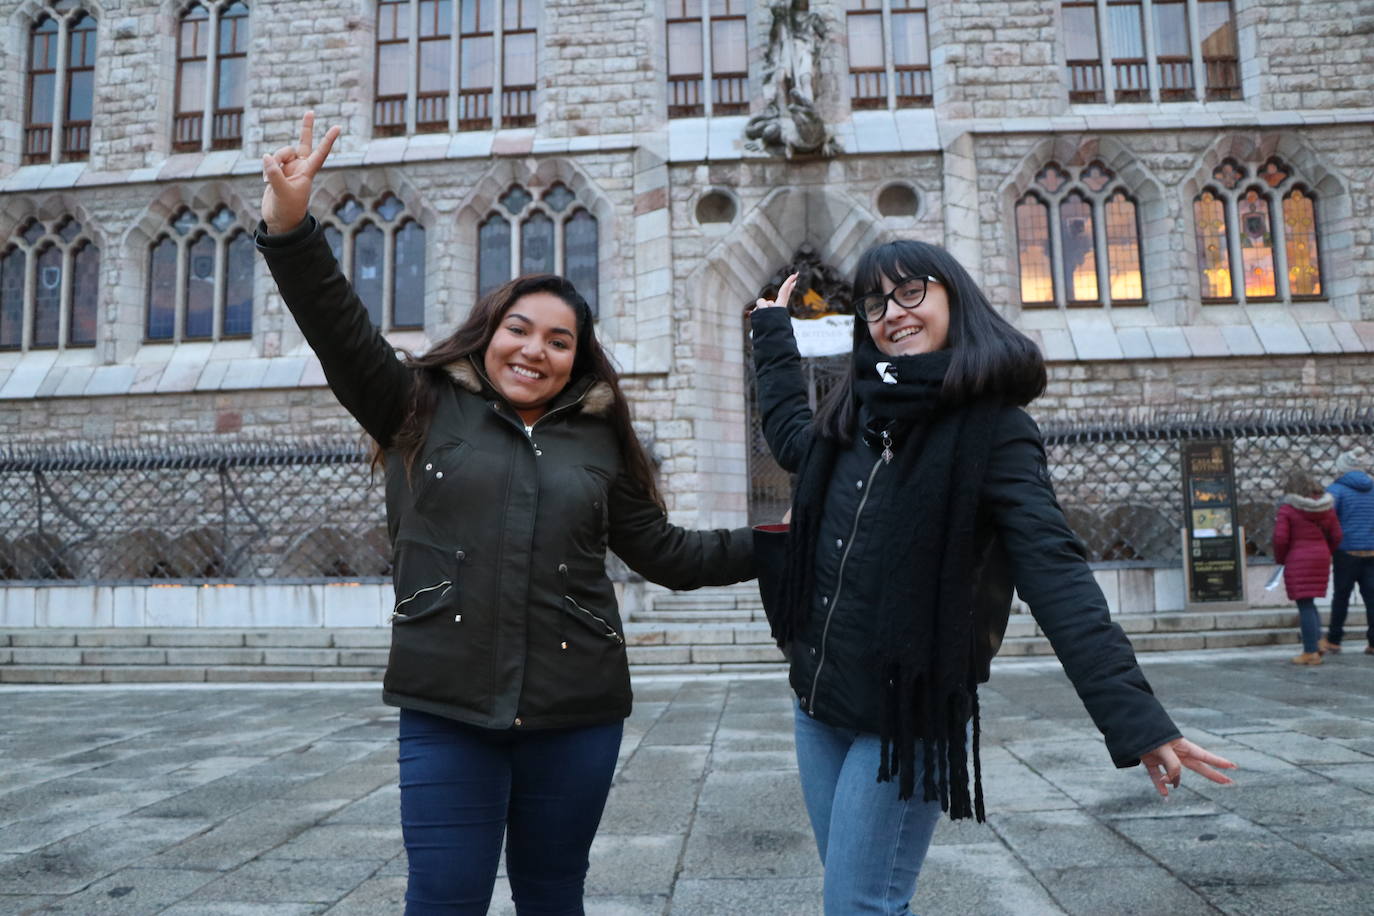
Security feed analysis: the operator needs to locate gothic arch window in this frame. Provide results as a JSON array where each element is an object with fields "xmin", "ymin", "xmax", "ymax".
[
  {"xmin": 666, "ymin": 0, "xmax": 748, "ymax": 118},
  {"xmin": 174, "ymin": 2, "xmax": 250, "ymax": 152},
  {"xmin": 845, "ymin": 1, "xmax": 931, "ymax": 109},
  {"xmin": 1060, "ymin": 0, "xmax": 1238, "ymax": 104},
  {"xmin": 375, "ymin": 0, "xmax": 539, "ymax": 136},
  {"xmin": 1192, "ymin": 157, "xmax": 1324, "ymax": 304},
  {"xmin": 0, "ymin": 217, "xmax": 100, "ymax": 352},
  {"xmin": 1014, "ymin": 161, "xmax": 1145, "ymax": 309},
  {"xmin": 478, "ymin": 182, "xmax": 598, "ymax": 315},
  {"xmin": 145, "ymin": 206, "xmax": 254, "ymax": 342},
  {"xmin": 322, "ymin": 194, "xmax": 426, "ymax": 330},
  {"xmin": 24, "ymin": 3, "xmax": 98, "ymax": 164}
]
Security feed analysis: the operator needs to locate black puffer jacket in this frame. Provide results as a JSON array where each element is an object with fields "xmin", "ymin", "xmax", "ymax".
[
  {"xmin": 752, "ymin": 308, "xmax": 1179, "ymax": 769},
  {"xmin": 258, "ymin": 217, "xmax": 753, "ymax": 730}
]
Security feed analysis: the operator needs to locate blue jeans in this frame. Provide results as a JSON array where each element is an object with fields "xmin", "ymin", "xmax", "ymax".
[
  {"xmin": 1328, "ymin": 551, "xmax": 1374, "ymax": 647},
  {"xmin": 397, "ymin": 708, "xmax": 623, "ymax": 915},
  {"xmin": 793, "ymin": 703, "xmax": 944, "ymax": 915},
  {"xmin": 1296, "ymin": 597, "xmax": 1320, "ymax": 653}
]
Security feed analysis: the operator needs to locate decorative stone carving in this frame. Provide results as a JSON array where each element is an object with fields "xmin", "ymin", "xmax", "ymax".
[
  {"xmin": 745, "ymin": 1, "xmax": 841, "ymax": 159},
  {"xmin": 759, "ymin": 245, "xmax": 853, "ymax": 319}
]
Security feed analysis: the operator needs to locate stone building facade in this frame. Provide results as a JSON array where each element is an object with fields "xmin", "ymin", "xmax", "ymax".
[{"xmin": 1, "ymin": 0, "xmax": 1371, "ymax": 576}]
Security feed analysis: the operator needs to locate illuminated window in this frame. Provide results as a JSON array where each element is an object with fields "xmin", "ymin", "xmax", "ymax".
[
  {"xmin": 666, "ymin": 0, "xmax": 748, "ymax": 118},
  {"xmin": 174, "ymin": 2, "xmax": 249, "ymax": 152},
  {"xmin": 24, "ymin": 4, "xmax": 98, "ymax": 165},
  {"xmin": 0, "ymin": 217, "xmax": 100, "ymax": 352},
  {"xmin": 145, "ymin": 207, "xmax": 253, "ymax": 342},
  {"xmin": 322, "ymin": 194, "xmax": 426, "ymax": 330},
  {"xmin": 375, "ymin": 0, "xmax": 539, "ymax": 136},
  {"xmin": 1192, "ymin": 157, "xmax": 1323, "ymax": 304},
  {"xmin": 1015, "ymin": 161, "xmax": 1144, "ymax": 309},
  {"xmin": 1061, "ymin": 0, "xmax": 1238, "ymax": 103},
  {"xmin": 478, "ymin": 182, "xmax": 598, "ymax": 315},
  {"xmin": 845, "ymin": 1, "xmax": 931, "ymax": 110}
]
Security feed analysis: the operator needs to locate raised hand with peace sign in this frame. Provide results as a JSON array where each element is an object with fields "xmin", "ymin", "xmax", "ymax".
[{"xmin": 260, "ymin": 111, "xmax": 341, "ymax": 235}]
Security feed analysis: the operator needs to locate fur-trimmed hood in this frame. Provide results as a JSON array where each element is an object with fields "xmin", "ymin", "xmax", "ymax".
[
  {"xmin": 444, "ymin": 357, "xmax": 615, "ymax": 418},
  {"xmin": 1284, "ymin": 492, "xmax": 1335, "ymax": 513}
]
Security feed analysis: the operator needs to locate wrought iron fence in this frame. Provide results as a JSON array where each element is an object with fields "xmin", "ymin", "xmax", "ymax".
[
  {"xmin": 5, "ymin": 406, "xmax": 1373, "ymax": 585},
  {"xmin": 1, "ymin": 440, "xmax": 388, "ymax": 584}
]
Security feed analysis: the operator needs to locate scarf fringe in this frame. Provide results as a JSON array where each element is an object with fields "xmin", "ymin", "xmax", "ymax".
[{"xmin": 876, "ymin": 662, "xmax": 986, "ymax": 823}]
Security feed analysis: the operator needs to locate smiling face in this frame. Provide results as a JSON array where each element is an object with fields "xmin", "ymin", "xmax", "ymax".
[
  {"xmin": 866, "ymin": 273, "xmax": 950, "ymax": 357},
  {"xmin": 482, "ymin": 292, "xmax": 579, "ymax": 423}
]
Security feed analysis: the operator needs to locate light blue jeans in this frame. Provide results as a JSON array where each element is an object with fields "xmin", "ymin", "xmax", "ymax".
[{"xmin": 793, "ymin": 703, "xmax": 944, "ymax": 915}]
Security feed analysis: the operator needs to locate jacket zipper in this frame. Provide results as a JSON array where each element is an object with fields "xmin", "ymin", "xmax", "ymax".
[
  {"xmin": 390, "ymin": 548, "xmax": 465, "ymax": 624},
  {"xmin": 807, "ymin": 454, "xmax": 886, "ymax": 715},
  {"xmin": 389, "ymin": 580, "xmax": 453, "ymax": 623},
  {"xmin": 557, "ymin": 562, "xmax": 624, "ymax": 645}
]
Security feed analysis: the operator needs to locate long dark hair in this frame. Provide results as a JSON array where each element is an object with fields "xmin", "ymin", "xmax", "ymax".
[
  {"xmin": 815, "ymin": 240, "xmax": 1046, "ymax": 443},
  {"xmin": 376, "ymin": 274, "xmax": 664, "ymax": 510}
]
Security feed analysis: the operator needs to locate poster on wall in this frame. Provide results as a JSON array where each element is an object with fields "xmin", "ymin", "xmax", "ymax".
[{"xmin": 1181, "ymin": 441, "xmax": 1246, "ymax": 604}]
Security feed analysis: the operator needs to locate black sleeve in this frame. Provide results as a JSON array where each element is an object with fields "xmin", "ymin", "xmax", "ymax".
[
  {"xmin": 607, "ymin": 473, "xmax": 755, "ymax": 590},
  {"xmin": 256, "ymin": 216, "xmax": 412, "ymax": 446},
  {"xmin": 984, "ymin": 408, "xmax": 1181, "ymax": 768},
  {"xmin": 749, "ymin": 307, "xmax": 815, "ymax": 473}
]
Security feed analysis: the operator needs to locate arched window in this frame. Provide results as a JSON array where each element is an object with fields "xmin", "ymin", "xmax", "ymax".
[
  {"xmin": 1191, "ymin": 157, "xmax": 1323, "ymax": 304},
  {"xmin": 845, "ymin": 1, "xmax": 931, "ymax": 110},
  {"xmin": 477, "ymin": 182, "xmax": 600, "ymax": 315},
  {"xmin": 375, "ymin": 0, "xmax": 539, "ymax": 136},
  {"xmin": 322, "ymin": 194, "xmax": 426, "ymax": 331},
  {"xmin": 24, "ymin": 4, "xmax": 98, "ymax": 164},
  {"xmin": 174, "ymin": 2, "xmax": 250, "ymax": 152},
  {"xmin": 666, "ymin": 0, "xmax": 748, "ymax": 117},
  {"xmin": 145, "ymin": 206, "xmax": 253, "ymax": 342},
  {"xmin": 1014, "ymin": 161, "xmax": 1144, "ymax": 309},
  {"xmin": 0, "ymin": 217, "xmax": 100, "ymax": 352}
]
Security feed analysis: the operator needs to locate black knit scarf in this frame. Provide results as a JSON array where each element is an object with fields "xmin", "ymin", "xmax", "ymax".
[{"xmin": 776, "ymin": 339, "xmax": 1000, "ymax": 821}]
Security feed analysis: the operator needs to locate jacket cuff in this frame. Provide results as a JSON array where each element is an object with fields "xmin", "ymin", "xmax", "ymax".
[
  {"xmin": 1112, "ymin": 728, "xmax": 1184, "ymax": 769},
  {"xmin": 255, "ymin": 215, "xmax": 318, "ymax": 251}
]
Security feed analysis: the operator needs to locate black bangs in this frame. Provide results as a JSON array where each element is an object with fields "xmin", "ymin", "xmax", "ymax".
[{"xmin": 853, "ymin": 241, "xmax": 946, "ymax": 296}]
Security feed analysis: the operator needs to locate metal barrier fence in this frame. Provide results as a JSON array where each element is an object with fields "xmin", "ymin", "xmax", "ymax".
[
  {"xmin": 4, "ymin": 407, "xmax": 1372, "ymax": 584},
  {"xmin": 0, "ymin": 441, "xmax": 389, "ymax": 583}
]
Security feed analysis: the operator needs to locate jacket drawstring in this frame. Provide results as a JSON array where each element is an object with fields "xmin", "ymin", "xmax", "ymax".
[{"xmin": 557, "ymin": 563, "xmax": 570, "ymax": 650}]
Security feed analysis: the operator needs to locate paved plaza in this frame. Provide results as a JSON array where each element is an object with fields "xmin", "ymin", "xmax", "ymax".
[{"xmin": 2, "ymin": 646, "xmax": 1373, "ymax": 915}]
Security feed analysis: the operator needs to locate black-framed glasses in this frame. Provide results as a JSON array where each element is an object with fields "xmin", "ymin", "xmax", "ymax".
[{"xmin": 853, "ymin": 275, "xmax": 939, "ymax": 323}]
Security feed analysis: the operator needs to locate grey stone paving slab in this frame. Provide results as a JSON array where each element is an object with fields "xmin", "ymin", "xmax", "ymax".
[
  {"xmin": 912, "ymin": 843, "xmax": 1065, "ymax": 915},
  {"xmin": 668, "ymin": 877, "xmax": 824, "ymax": 915},
  {"xmin": 29, "ymin": 866, "xmax": 219, "ymax": 914},
  {"xmin": 1037, "ymin": 865, "xmax": 1214, "ymax": 915},
  {"xmin": 186, "ymin": 857, "xmax": 382, "ymax": 904},
  {"xmin": 3, "ymin": 654, "xmax": 1374, "ymax": 912}
]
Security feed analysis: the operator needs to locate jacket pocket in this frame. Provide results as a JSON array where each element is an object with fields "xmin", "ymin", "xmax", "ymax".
[
  {"xmin": 413, "ymin": 440, "xmax": 474, "ymax": 506},
  {"xmin": 391, "ymin": 546, "xmax": 465, "ymax": 625},
  {"xmin": 557, "ymin": 561, "xmax": 624, "ymax": 645},
  {"xmin": 560, "ymin": 595, "xmax": 625, "ymax": 645}
]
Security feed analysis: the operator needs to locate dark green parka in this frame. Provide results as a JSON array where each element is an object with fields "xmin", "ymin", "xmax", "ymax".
[{"xmin": 258, "ymin": 217, "xmax": 753, "ymax": 730}]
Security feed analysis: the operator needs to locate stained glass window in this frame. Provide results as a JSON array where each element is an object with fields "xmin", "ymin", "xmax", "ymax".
[
  {"xmin": 1060, "ymin": 193, "xmax": 1098, "ymax": 303},
  {"xmin": 1283, "ymin": 189, "xmax": 1321, "ymax": 298},
  {"xmin": 1193, "ymin": 191, "xmax": 1231, "ymax": 301},
  {"xmin": 1016, "ymin": 196, "xmax": 1054, "ymax": 306},
  {"xmin": 1105, "ymin": 192, "xmax": 1143, "ymax": 301}
]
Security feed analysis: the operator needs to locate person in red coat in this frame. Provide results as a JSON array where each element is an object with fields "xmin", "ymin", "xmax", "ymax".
[{"xmin": 1273, "ymin": 468, "xmax": 1343, "ymax": 665}]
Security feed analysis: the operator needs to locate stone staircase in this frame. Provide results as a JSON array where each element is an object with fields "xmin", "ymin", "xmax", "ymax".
[{"xmin": 0, "ymin": 582, "xmax": 1366, "ymax": 684}]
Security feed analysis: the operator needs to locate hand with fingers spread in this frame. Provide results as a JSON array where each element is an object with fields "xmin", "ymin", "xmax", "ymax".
[
  {"xmin": 261, "ymin": 111, "xmax": 342, "ymax": 235},
  {"xmin": 1140, "ymin": 737, "xmax": 1237, "ymax": 798},
  {"xmin": 753, "ymin": 272, "xmax": 799, "ymax": 313}
]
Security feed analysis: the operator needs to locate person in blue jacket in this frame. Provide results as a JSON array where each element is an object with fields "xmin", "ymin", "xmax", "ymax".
[
  {"xmin": 749, "ymin": 239, "xmax": 1236, "ymax": 914},
  {"xmin": 1320, "ymin": 446, "xmax": 1374, "ymax": 655}
]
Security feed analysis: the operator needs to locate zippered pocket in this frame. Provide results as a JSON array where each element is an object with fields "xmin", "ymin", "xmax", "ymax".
[
  {"xmin": 390, "ymin": 547, "xmax": 466, "ymax": 624},
  {"xmin": 560, "ymin": 595, "xmax": 625, "ymax": 645}
]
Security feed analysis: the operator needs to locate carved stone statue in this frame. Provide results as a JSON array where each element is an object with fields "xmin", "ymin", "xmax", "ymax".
[{"xmin": 745, "ymin": 0, "xmax": 840, "ymax": 159}]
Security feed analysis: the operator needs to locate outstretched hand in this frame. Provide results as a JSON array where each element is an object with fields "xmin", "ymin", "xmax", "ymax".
[
  {"xmin": 752, "ymin": 272, "xmax": 799, "ymax": 313},
  {"xmin": 261, "ymin": 111, "xmax": 341, "ymax": 235},
  {"xmin": 1140, "ymin": 737, "xmax": 1236, "ymax": 798}
]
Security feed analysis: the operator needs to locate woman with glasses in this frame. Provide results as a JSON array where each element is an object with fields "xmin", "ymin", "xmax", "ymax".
[{"xmin": 749, "ymin": 239, "xmax": 1235, "ymax": 913}]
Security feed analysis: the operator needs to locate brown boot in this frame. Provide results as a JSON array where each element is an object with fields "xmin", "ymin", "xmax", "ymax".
[
  {"xmin": 1292, "ymin": 652, "xmax": 1323, "ymax": 666},
  {"xmin": 1319, "ymin": 638, "xmax": 1341, "ymax": 654},
  {"xmin": 1365, "ymin": 646, "xmax": 1374, "ymax": 656}
]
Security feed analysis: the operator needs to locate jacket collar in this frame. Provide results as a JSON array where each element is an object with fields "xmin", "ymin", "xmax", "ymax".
[
  {"xmin": 444, "ymin": 356, "xmax": 614, "ymax": 418},
  {"xmin": 1284, "ymin": 492, "xmax": 1335, "ymax": 512}
]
